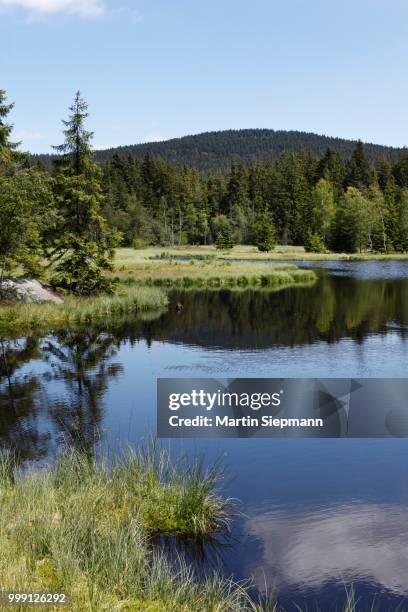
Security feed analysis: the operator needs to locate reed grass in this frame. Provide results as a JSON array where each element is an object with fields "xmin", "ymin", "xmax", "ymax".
[
  {"xmin": 0, "ymin": 446, "xmax": 271, "ymax": 611},
  {"xmin": 0, "ymin": 286, "xmax": 168, "ymax": 335},
  {"xmin": 133, "ymin": 269, "xmax": 316, "ymax": 289},
  {"xmin": 113, "ymin": 253, "xmax": 316, "ymax": 289}
]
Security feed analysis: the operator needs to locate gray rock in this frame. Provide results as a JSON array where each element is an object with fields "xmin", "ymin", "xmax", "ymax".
[{"xmin": 1, "ymin": 279, "xmax": 64, "ymax": 304}]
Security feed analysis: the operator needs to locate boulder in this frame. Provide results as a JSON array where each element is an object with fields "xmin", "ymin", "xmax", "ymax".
[{"xmin": 1, "ymin": 279, "xmax": 64, "ymax": 304}]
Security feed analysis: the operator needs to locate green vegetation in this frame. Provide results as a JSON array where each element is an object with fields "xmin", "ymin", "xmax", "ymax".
[
  {"xmin": 2, "ymin": 87, "xmax": 408, "ymax": 313},
  {"xmin": 97, "ymin": 139, "xmax": 408, "ymax": 255},
  {"xmin": 37, "ymin": 128, "xmax": 404, "ymax": 173},
  {"xmin": 112, "ymin": 250, "xmax": 316, "ymax": 289},
  {"xmin": 48, "ymin": 92, "xmax": 121, "ymax": 295},
  {"xmin": 0, "ymin": 447, "xmax": 271, "ymax": 611},
  {"xmin": 0, "ymin": 286, "xmax": 167, "ymax": 335},
  {"xmin": 251, "ymin": 213, "xmax": 277, "ymax": 252}
]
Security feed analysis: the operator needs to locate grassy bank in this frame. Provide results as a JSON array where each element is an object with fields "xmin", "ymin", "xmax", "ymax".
[
  {"xmin": 115, "ymin": 245, "xmax": 408, "ymax": 262},
  {"xmin": 0, "ymin": 247, "xmax": 317, "ymax": 337},
  {"xmin": 0, "ymin": 286, "xmax": 168, "ymax": 335},
  {"xmin": 0, "ymin": 447, "xmax": 269, "ymax": 611},
  {"xmin": 114, "ymin": 249, "xmax": 316, "ymax": 288}
]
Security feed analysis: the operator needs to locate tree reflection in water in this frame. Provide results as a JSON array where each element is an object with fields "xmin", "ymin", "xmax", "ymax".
[{"xmin": 1, "ymin": 274, "xmax": 408, "ymax": 462}]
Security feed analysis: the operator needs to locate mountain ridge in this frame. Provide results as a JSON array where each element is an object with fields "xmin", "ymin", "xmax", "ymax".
[{"xmin": 34, "ymin": 128, "xmax": 406, "ymax": 172}]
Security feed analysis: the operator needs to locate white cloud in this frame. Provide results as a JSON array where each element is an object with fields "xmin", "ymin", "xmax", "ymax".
[
  {"xmin": 0, "ymin": 0, "xmax": 105, "ymax": 18},
  {"xmin": 246, "ymin": 502, "xmax": 408, "ymax": 596},
  {"xmin": 15, "ymin": 129, "xmax": 45, "ymax": 142},
  {"xmin": 93, "ymin": 143, "xmax": 119, "ymax": 150},
  {"xmin": 141, "ymin": 132, "xmax": 166, "ymax": 143}
]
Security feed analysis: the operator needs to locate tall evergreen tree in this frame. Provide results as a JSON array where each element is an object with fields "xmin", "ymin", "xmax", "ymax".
[
  {"xmin": 345, "ymin": 141, "xmax": 374, "ymax": 189},
  {"xmin": 0, "ymin": 90, "xmax": 24, "ymax": 169},
  {"xmin": 50, "ymin": 92, "xmax": 120, "ymax": 295},
  {"xmin": 251, "ymin": 212, "xmax": 276, "ymax": 252},
  {"xmin": 315, "ymin": 148, "xmax": 344, "ymax": 196},
  {"xmin": 0, "ymin": 91, "xmax": 54, "ymax": 291}
]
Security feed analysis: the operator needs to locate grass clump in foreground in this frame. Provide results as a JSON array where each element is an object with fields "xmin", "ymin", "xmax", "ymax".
[
  {"xmin": 0, "ymin": 286, "xmax": 168, "ymax": 335},
  {"xmin": 0, "ymin": 446, "xmax": 271, "ymax": 611}
]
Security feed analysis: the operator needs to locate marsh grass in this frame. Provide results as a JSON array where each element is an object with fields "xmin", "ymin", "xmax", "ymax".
[
  {"xmin": 115, "ymin": 245, "xmax": 408, "ymax": 264},
  {"xmin": 113, "ymin": 255, "xmax": 316, "ymax": 289},
  {"xmin": 0, "ymin": 286, "xmax": 168, "ymax": 335},
  {"xmin": 0, "ymin": 446, "xmax": 272, "ymax": 611},
  {"xmin": 135, "ymin": 269, "xmax": 316, "ymax": 289}
]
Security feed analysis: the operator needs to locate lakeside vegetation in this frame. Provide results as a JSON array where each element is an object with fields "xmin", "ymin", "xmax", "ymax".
[
  {"xmin": 1, "ymin": 87, "xmax": 407, "ymax": 335},
  {"xmin": 0, "ymin": 446, "xmax": 271, "ymax": 611},
  {"xmin": 3, "ymin": 88, "xmax": 408, "ymax": 308},
  {"xmin": 113, "ymin": 248, "xmax": 316, "ymax": 289},
  {"xmin": 116, "ymin": 244, "xmax": 408, "ymax": 262},
  {"xmin": 0, "ymin": 286, "xmax": 168, "ymax": 335}
]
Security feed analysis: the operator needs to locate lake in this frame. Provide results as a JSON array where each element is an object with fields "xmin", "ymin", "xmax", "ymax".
[{"xmin": 1, "ymin": 260, "xmax": 408, "ymax": 610}]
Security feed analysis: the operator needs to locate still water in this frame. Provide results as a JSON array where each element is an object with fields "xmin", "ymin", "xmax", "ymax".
[{"xmin": 1, "ymin": 261, "xmax": 408, "ymax": 610}]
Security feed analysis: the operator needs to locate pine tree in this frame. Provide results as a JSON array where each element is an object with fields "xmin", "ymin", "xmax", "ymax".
[
  {"xmin": 344, "ymin": 141, "xmax": 374, "ymax": 189},
  {"xmin": 213, "ymin": 215, "xmax": 235, "ymax": 249},
  {"xmin": 251, "ymin": 213, "xmax": 276, "ymax": 252},
  {"xmin": 332, "ymin": 187, "xmax": 372, "ymax": 253},
  {"xmin": 0, "ymin": 89, "xmax": 25, "ymax": 169},
  {"xmin": 393, "ymin": 152, "xmax": 408, "ymax": 188},
  {"xmin": 394, "ymin": 188, "xmax": 408, "ymax": 252},
  {"xmin": 50, "ymin": 92, "xmax": 121, "ymax": 295},
  {"xmin": 315, "ymin": 148, "xmax": 344, "ymax": 197},
  {"xmin": 0, "ymin": 90, "xmax": 54, "ymax": 292}
]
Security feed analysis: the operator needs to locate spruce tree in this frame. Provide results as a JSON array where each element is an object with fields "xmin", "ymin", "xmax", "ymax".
[
  {"xmin": 0, "ymin": 91, "xmax": 54, "ymax": 291},
  {"xmin": 0, "ymin": 89, "xmax": 25, "ymax": 169},
  {"xmin": 213, "ymin": 215, "xmax": 235, "ymax": 249},
  {"xmin": 251, "ymin": 213, "xmax": 276, "ymax": 252},
  {"xmin": 345, "ymin": 141, "xmax": 374, "ymax": 189},
  {"xmin": 50, "ymin": 92, "xmax": 120, "ymax": 295}
]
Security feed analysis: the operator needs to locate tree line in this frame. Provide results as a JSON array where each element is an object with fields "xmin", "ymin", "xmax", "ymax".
[
  {"xmin": 2, "ymin": 89, "xmax": 408, "ymax": 301},
  {"xmin": 103, "ymin": 140, "xmax": 408, "ymax": 253}
]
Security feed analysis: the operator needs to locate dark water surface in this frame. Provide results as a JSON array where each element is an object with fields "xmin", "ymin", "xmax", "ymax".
[{"xmin": 1, "ymin": 261, "xmax": 408, "ymax": 610}]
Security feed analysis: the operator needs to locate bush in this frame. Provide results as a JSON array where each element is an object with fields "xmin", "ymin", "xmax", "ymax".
[
  {"xmin": 251, "ymin": 214, "xmax": 277, "ymax": 252},
  {"xmin": 304, "ymin": 232, "xmax": 326, "ymax": 253}
]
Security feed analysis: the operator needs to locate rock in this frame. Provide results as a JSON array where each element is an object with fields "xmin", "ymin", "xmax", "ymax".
[{"xmin": 1, "ymin": 279, "xmax": 64, "ymax": 304}]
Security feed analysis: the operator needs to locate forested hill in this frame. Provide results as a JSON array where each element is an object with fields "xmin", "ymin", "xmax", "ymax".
[{"xmin": 36, "ymin": 129, "xmax": 405, "ymax": 172}]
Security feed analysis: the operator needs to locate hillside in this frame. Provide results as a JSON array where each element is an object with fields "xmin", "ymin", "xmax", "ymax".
[{"xmin": 35, "ymin": 128, "xmax": 405, "ymax": 172}]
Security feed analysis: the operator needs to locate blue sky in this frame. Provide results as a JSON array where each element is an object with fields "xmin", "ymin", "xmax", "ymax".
[{"xmin": 1, "ymin": 0, "xmax": 408, "ymax": 153}]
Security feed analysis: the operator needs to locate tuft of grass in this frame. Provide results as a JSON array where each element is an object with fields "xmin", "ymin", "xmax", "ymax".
[
  {"xmin": 0, "ymin": 286, "xmax": 168, "ymax": 336},
  {"xmin": 0, "ymin": 446, "xmax": 269, "ymax": 611}
]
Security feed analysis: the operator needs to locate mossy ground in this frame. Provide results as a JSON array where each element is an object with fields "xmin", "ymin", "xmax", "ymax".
[{"xmin": 0, "ymin": 447, "xmax": 271, "ymax": 611}]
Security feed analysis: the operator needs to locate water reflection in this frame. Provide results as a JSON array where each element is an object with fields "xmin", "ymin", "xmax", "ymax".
[
  {"xmin": 0, "ymin": 336, "xmax": 49, "ymax": 462},
  {"xmin": 0, "ymin": 322, "xmax": 130, "ymax": 461},
  {"xmin": 1, "ymin": 266, "xmax": 408, "ymax": 607},
  {"xmin": 42, "ymin": 327, "xmax": 124, "ymax": 455},
  {"xmin": 245, "ymin": 502, "xmax": 408, "ymax": 597},
  {"xmin": 2, "ymin": 274, "xmax": 408, "ymax": 459},
  {"xmin": 160, "ymin": 276, "xmax": 408, "ymax": 349}
]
